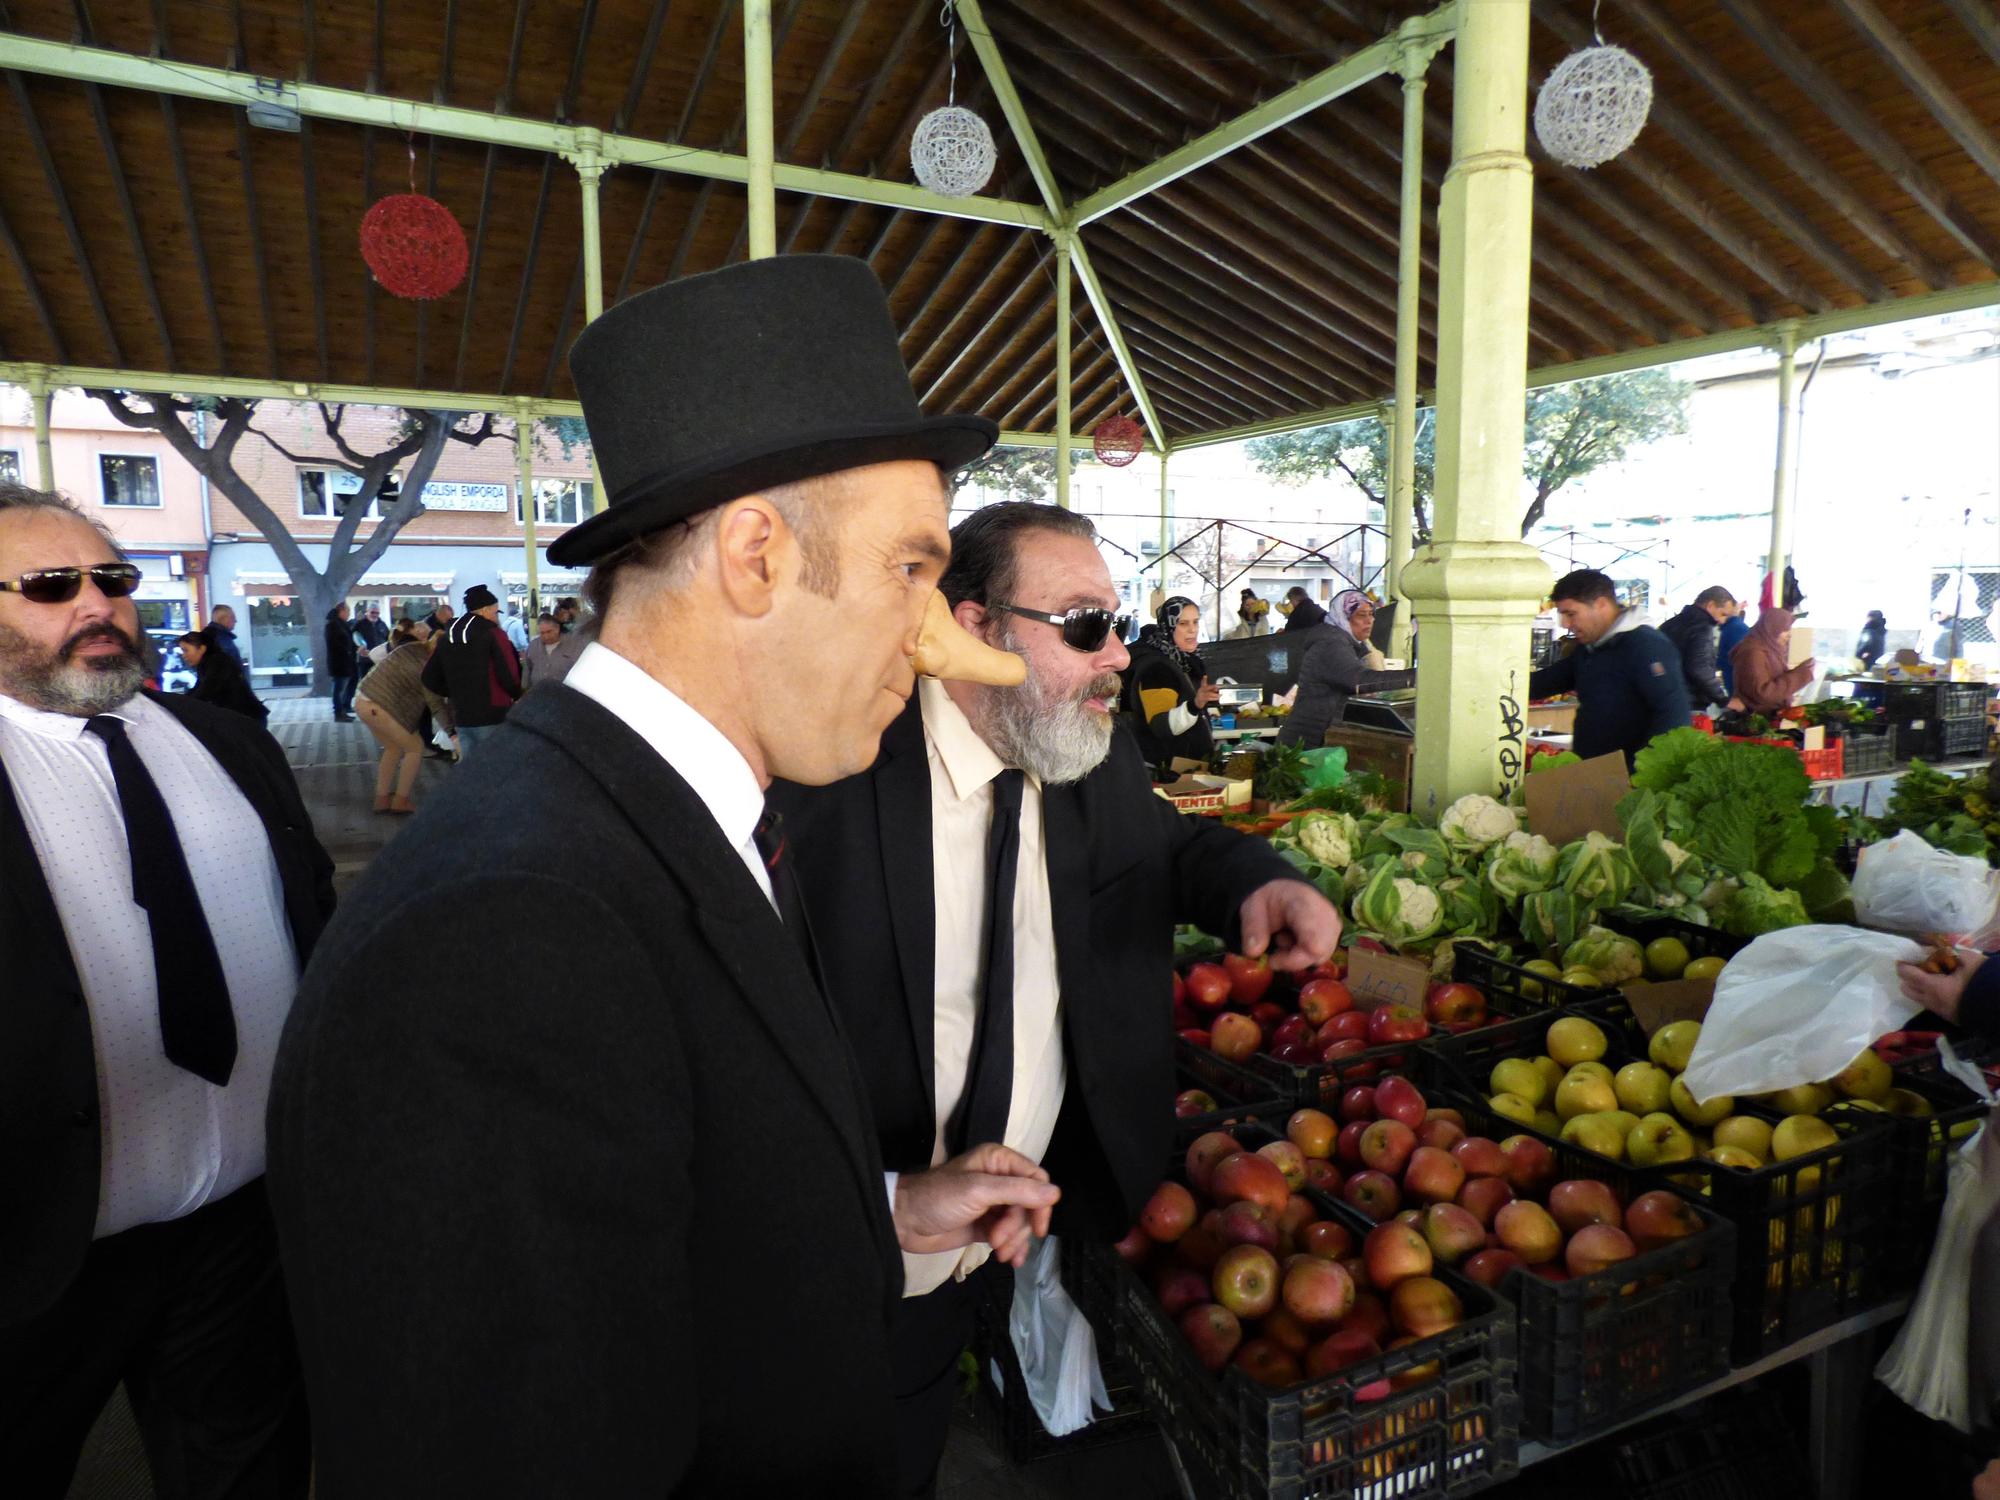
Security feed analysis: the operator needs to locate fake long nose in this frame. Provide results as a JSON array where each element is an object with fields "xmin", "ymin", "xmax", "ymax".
[{"xmin": 909, "ymin": 590, "xmax": 1026, "ymax": 687}]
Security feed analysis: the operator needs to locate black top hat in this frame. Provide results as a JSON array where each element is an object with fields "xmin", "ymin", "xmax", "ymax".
[{"xmin": 548, "ymin": 256, "xmax": 997, "ymax": 567}]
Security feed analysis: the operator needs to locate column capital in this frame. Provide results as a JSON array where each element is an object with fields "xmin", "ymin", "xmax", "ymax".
[
  {"xmin": 1395, "ymin": 22, "xmax": 1451, "ymax": 82},
  {"xmin": 562, "ymin": 126, "xmax": 607, "ymax": 184},
  {"xmin": 1768, "ymin": 317, "xmax": 1803, "ymax": 355}
]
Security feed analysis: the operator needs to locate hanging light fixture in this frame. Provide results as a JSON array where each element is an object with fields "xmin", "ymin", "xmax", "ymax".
[
  {"xmin": 359, "ymin": 137, "xmax": 469, "ymax": 300},
  {"xmin": 1093, "ymin": 414, "xmax": 1145, "ymax": 467},
  {"xmin": 911, "ymin": 2, "xmax": 997, "ymax": 198},
  {"xmin": 1534, "ymin": 0, "xmax": 1653, "ymax": 170}
]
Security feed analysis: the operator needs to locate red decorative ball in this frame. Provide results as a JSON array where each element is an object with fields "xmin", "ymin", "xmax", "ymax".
[
  {"xmin": 358, "ymin": 193, "xmax": 469, "ymax": 301},
  {"xmin": 1093, "ymin": 414, "xmax": 1146, "ymax": 467}
]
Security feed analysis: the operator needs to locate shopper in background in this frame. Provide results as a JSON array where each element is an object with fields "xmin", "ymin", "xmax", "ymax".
[
  {"xmin": 354, "ymin": 630, "xmax": 451, "ymax": 814},
  {"xmin": 322, "ymin": 603, "xmax": 358, "ymax": 723},
  {"xmin": 1122, "ymin": 593, "xmax": 1216, "ymax": 770},
  {"xmin": 421, "ymin": 601, "xmax": 455, "ymax": 637},
  {"xmin": 501, "ymin": 601, "xmax": 530, "ymax": 654},
  {"xmin": 179, "ymin": 630, "xmax": 268, "ymax": 722},
  {"xmin": 1929, "ymin": 609, "xmax": 1957, "ymax": 664},
  {"xmin": 1731, "ymin": 607, "xmax": 1816, "ymax": 717},
  {"xmin": 1717, "ymin": 597, "xmax": 1751, "ymax": 697},
  {"xmin": 1856, "ymin": 610, "xmax": 1888, "ymax": 671},
  {"xmin": 206, "ymin": 604, "xmax": 244, "ymax": 667},
  {"xmin": 1280, "ymin": 585, "xmax": 1327, "ymax": 632},
  {"xmin": 1225, "ymin": 588, "xmax": 1271, "ymax": 639},
  {"xmin": 420, "ymin": 584, "xmax": 520, "ymax": 758},
  {"xmin": 520, "ymin": 611, "xmax": 585, "ymax": 692},
  {"xmin": 1528, "ymin": 569, "xmax": 1690, "ymax": 768},
  {"xmin": 1658, "ymin": 586, "xmax": 1744, "ymax": 717}
]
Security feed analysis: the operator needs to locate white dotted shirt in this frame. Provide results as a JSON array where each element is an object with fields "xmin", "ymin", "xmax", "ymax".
[{"xmin": 0, "ymin": 691, "xmax": 299, "ymax": 1238}]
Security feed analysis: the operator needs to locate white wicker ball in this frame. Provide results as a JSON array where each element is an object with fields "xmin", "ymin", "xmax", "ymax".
[
  {"xmin": 1535, "ymin": 45, "xmax": 1653, "ymax": 170},
  {"xmin": 911, "ymin": 105, "xmax": 997, "ymax": 197}
]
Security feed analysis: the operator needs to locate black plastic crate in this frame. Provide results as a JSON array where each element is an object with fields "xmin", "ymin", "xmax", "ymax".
[
  {"xmin": 1880, "ymin": 1053, "xmax": 1992, "ymax": 1289},
  {"xmin": 1425, "ymin": 999, "xmax": 1651, "ymax": 1104},
  {"xmin": 1597, "ymin": 911, "xmax": 1749, "ymax": 964},
  {"xmin": 1893, "ymin": 716, "xmax": 1988, "ymax": 761},
  {"xmin": 1849, "ymin": 680, "xmax": 1948, "ymax": 722},
  {"xmin": 1941, "ymin": 681, "xmax": 1994, "ymax": 721},
  {"xmin": 1453, "ymin": 941, "xmax": 1620, "ymax": 1012},
  {"xmin": 1840, "ymin": 729, "xmax": 1897, "ymax": 776},
  {"xmin": 971, "ymin": 1262, "xmax": 1159, "ymax": 1465},
  {"xmin": 1173, "ymin": 1059, "xmax": 1295, "ymax": 1140},
  {"xmin": 1944, "ymin": 716, "xmax": 1990, "ymax": 758},
  {"xmin": 1606, "ymin": 1382, "xmax": 1810, "ymax": 1500}
]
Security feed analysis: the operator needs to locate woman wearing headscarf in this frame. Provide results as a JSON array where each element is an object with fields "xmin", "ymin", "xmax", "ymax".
[
  {"xmin": 1279, "ymin": 590, "xmax": 1410, "ymax": 748},
  {"xmin": 1122, "ymin": 594, "xmax": 1217, "ymax": 771},
  {"xmin": 1731, "ymin": 606, "xmax": 1817, "ymax": 716},
  {"xmin": 1856, "ymin": 610, "xmax": 1888, "ymax": 671}
]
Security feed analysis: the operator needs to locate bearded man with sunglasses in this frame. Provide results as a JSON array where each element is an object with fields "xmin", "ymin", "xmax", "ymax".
[
  {"xmin": 0, "ymin": 483, "xmax": 332, "ymax": 1497},
  {"xmin": 771, "ymin": 500, "xmax": 1342, "ymax": 1498}
]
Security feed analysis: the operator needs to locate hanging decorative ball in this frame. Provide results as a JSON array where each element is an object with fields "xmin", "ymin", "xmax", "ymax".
[
  {"xmin": 358, "ymin": 193, "xmax": 469, "ymax": 300},
  {"xmin": 1093, "ymin": 414, "xmax": 1145, "ymax": 467},
  {"xmin": 1534, "ymin": 45, "xmax": 1653, "ymax": 170},
  {"xmin": 910, "ymin": 105, "xmax": 998, "ymax": 198}
]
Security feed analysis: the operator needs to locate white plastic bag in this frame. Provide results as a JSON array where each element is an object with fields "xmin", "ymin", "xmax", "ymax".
[
  {"xmin": 1678, "ymin": 925, "xmax": 1926, "ymax": 1103},
  {"xmin": 1876, "ymin": 1042, "xmax": 2000, "ymax": 1431},
  {"xmin": 1002, "ymin": 1236, "xmax": 1109, "ymax": 1438},
  {"xmin": 1853, "ymin": 829, "xmax": 2000, "ymax": 940}
]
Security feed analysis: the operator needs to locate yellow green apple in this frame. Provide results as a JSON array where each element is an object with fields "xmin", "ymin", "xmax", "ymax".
[
  {"xmin": 1547, "ymin": 1017, "xmax": 1608, "ymax": 1066},
  {"xmin": 1670, "ymin": 1076, "xmax": 1733, "ymax": 1128},
  {"xmin": 1614, "ymin": 1061, "xmax": 1673, "ymax": 1116},
  {"xmin": 1555, "ymin": 1073, "xmax": 1619, "ymax": 1122},
  {"xmin": 1561, "ymin": 1112, "xmax": 1627, "ymax": 1160},
  {"xmin": 1711, "ymin": 1115, "xmax": 1773, "ymax": 1160},
  {"xmin": 1489, "ymin": 1092, "xmax": 1538, "ymax": 1127},
  {"xmin": 1489, "ymin": 1058, "xmax": 1548, "ymax": 1109},
  {"xmin": 1649, "ymin": 1020, "xmax": 1702, "ymax": 1074},
  {"xmin": 1830, "ymin": 1050, "xmax": 1892, "ymax": 1103},
  {"xmin": 1626, "ymin": 1112, "xmax": 1696, "ymax": 1167}
]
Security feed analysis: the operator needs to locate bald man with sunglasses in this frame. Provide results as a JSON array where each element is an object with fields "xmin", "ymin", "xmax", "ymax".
[
  {"xmin": 770, "ymin": 501, "xmax": 1340, "ymax": 1498},
  {"xmin": 0, "ymin": 483, "xmax": 331, "ymax": 1497}
]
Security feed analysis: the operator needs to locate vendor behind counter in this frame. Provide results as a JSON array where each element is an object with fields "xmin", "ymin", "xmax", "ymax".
[
  {"xmin": 1121, "ymin": 594, "xmax": 1217, "ymax": 771},
  {"xmin": 1278, "ymin": 590, "xmax": 1415, "ymax": 748}
]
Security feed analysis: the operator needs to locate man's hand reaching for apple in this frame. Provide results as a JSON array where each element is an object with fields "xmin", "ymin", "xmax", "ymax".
[
  {"xmin": 1238, "ymin": 878, "xmax": 1342, "ymax": 973},
  {"xmin": 893, "ymin": 1143, "xmax": 1060, "ymax": 1267}
]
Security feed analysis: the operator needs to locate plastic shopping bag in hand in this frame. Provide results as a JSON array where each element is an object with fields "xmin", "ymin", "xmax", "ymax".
[
  {"xmin": 1853, "ymin": 829, "xmax": 2000, "ymax": 943},
  {"xmin": 1876, "ymin": 1042, "xmax": 2000, "ymax": 1432},
  {"xmin": 1678, "ymin": 925, "xmax": 1926, "ymax": 1104},
  {"xmin": 1003, "ymin": 1236, "xmax": 1110, "ymax": 1438}
]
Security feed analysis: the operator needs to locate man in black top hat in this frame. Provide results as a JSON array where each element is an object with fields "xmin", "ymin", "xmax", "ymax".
[{"xmin": 267, "ymin": 255, "xmax": 1063, "ymax": 1498}]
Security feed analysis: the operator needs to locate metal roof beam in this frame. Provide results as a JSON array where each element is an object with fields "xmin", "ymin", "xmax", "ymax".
[
  {"xmin": 1069, "ymin": 2, "xmax": 1459, "ymax": 227},
  {"xmin": 0, "ymin": 33, "xmax": 1050, "ymax": 232}
]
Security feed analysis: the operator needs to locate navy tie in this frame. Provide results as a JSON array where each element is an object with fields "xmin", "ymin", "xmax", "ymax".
[
  {"xmin": 85, "ymin": 715, "xmax": 238, "ymax": 1085},
  {"xmin": 948, "ymin": 769, "xmax": 1024, "ymax": 1156}
]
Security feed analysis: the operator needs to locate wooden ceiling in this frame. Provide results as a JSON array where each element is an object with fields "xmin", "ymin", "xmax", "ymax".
[{"xmin": 0, "ymin": 0, "xmax": 1995, "ymax": 445}]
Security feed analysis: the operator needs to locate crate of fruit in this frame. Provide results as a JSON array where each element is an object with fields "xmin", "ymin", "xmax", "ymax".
[
  {"xmin": 1872, "ymin": 1045, "xmax": 1992, "ymax": 1290},
  {"xmin": 1437, "ymin": 1098, "xmax": 1734, "ymax": 1443},
  {"xmin": 1596, "ymin": 911, "xmax": 1748, "ymax": 966},
  {"xmin": 1840, "ymin": 728, "xmax": 1897, "ymax": 776},
  {"xmin": 1452, "ymin": 941, "xmax": 1622, "ymax": 1012},
  {"xmin": 1102, "ymin": 1094, "xmax": 1519, "ymax": 1498}
]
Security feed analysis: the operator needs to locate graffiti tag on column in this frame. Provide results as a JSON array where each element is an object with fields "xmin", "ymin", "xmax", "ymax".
[{"xmin": 1497, "ymin": 670, "xmax": 1525, "ymax": 797}]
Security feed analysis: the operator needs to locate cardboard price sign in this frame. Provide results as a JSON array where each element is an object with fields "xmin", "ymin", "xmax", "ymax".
[
  {"xmin": 1348, "ymin": 947, "xmax": 1431, "ymax": 1011},
  {"xmin": 1622, "ymin": 978, "xmax": 1716, "ymax": 1037},
  {"xmin": 1523, "ymin": 751, "xmax": 1630, "ymax": 848}
]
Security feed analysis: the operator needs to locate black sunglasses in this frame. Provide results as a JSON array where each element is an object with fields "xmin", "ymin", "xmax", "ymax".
[
  {"xmin": 0, "ymin": 563, "xmax": 143, "ymax": 605},
  {"xmin": 993, "ymin": 603, "xmax": 1118, "ymax": 653}
]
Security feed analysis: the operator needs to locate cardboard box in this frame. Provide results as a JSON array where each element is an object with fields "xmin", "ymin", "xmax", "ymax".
[
  {"xmin": 1348, "ymin": 947, "xmax": 1432, "ymax": 1011},
  {"xmin": 1525, "ymin": 701, "xmax": 1578, "ymax": 733},
  {"xmin": 1622, "ymin": 978, "xmax": 1716, "ymax": 1037},
  {"xmin": 1154, "ymin": 773, "xmax": 1252, "ymax": 815},
  {"xmin": 1523, "ymin": 751, "xmax": 1631, "ymax": 847}
]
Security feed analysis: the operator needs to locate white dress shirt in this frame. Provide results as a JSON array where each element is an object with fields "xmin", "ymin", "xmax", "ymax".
[
  {"xmin": 904, "ymin": 677, "xmax": 1067, "ymax": 1296},
  {"xmin": 0, "ymin": 691, "xmax": 299, "ymax": 1238}
]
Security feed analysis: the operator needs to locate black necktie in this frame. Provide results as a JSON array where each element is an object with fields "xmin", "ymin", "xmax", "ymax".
[
  {"xmin": 754, "ymin": 806, "xmax": 820, "ymax": 982},
  {"xmin": 85, "ymin": 715, "xmax": 238, "ymax": 1085},
  {"xmin": 949, "ymin": 768, "xmax": 1024, "ymax": 1157}
]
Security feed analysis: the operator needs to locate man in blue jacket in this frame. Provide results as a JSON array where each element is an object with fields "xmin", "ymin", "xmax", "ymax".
[{"xmin": 1528, "ymin": 569, "xmax": 1690, "ymax": 768}]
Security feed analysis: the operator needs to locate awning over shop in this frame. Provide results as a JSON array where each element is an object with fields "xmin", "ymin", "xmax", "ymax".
[{"xmin": 229, "ymin": 571, "xmax": 457, "ymax": 592}]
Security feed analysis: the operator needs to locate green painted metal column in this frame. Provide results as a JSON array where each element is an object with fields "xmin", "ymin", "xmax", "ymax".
[
  {"xmin": 1157, "ymin": 448, "xmax": 1171, "ymax": 563},
  {"xmin": 1388, "ymin": 33, "xmax": 1436, "ymax": 659},
  {"xmin": 27, "ymin": 367, "xmax": 53, "ymax": 488},
  {"xmin": 571, "ymin": 127, "xmax": 607, "ymax": 517},
  {"xmin": 743, "ymin": 0, "xmax": 776, "ymax": 259},
  {"xmin": 1765, "ymin": 319, "xmax": 1802, "ymax": 594},
  {"xmin": 1399, "ymin": 0, "xmax": 1550, "ymax": 814},
  {"xmin": 516, "ymin": 401, "xmax": 538, "ymax": 610},
  {"xmin": 1055, "ymin": 228, "xmax": 1073, "ymax": 508}
]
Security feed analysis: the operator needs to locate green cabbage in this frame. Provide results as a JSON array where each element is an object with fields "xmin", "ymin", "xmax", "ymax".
[
  {"xmin": 1563, "ymin": 926, "xmax": 1645, "ymax": 986},
  {"xmin": 1720, "ymin": 873, "xmax": 1811, "ymax": 936},
  {"xmin": 1294, "ymin": 810, "xmax": 1361, "ymax": 870},
  {"xmin": 1557, "ymin": 831, "xmax": 1639, "ymax": 914},
  {"xmin": 1483, "ymin": 831, "xmax": 1560, "ymax": 905},
  {"xmin": 1351, "ymin": 860, "xmax": 1444, "ymax": 947},
  {"xmin": 1439, "ymin": 794, "xmax": 1521, "ymax": 855}
]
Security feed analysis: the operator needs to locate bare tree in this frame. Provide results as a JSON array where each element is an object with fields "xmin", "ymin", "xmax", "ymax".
[{"xmin": 88, "ymin": 393, "xmax": 500, "ymax": 695}]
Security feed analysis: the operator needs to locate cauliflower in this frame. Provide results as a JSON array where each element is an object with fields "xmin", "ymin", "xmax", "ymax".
[
  {"xmin": 1295, "ymin": 810, "xmax": 1360, "ymax": 871},
  {"xmin": 1484, "ymin": 831, "xmax": 1560, "ymax": 904},
  {"xmin": 1439, "ymin": 794, "xmax": 1520, "ymax": 854},
  {"xmin": 1351, "ymin": 861, "xmax": 1444, "ymax": 947},
  {"xmin": 1562, "ymin": 926, "xmax": 1646, "ymax": 986}
]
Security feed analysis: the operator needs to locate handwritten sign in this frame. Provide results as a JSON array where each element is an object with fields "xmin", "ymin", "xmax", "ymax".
[{"xmin": 1348, "ymin": 947, "xmax": 1432, "ymax": 1011}]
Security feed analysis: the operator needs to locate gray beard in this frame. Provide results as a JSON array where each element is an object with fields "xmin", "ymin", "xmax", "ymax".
[
  {"xmin": 0, "ymin": 622, "xmax": 145, "ymax": 716},
  {"xmin": 964, "ymin": 627, "xmax": 1117, "ymax": 786}
]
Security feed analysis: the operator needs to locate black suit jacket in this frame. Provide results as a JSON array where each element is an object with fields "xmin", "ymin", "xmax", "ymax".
[
  {"xmin": 0, "ymin": 690, "xmax": 335, "ymax": 1327},
  {"xmin": 770, "ymin": 696, "xmax": 1305, "ymax": 1244},
  {"xmin": 266, "ymin": 687, "xmax": 905, "ymax": 1498}
]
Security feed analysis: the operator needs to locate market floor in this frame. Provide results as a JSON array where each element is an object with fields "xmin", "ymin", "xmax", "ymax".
[{"xmin": 63, "ymin": 698, "xmax": 1187, "ymax": 1500}]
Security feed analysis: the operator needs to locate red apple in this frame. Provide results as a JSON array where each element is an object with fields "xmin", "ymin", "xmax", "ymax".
[
  {"xmin": 1548, "ymin": 1180, "xmax": 1624, "ymax": 1238},
  {"xmin": 1417, "ymin": 1117, "xmax": 1467, "ymax": 1151},
  {"xmin": 1288, "ymin": 1107, "xmax": 1339, "ymax": 1159},
  {"xmin": 1271, "ymin": 1040, "xmax": 1316, "ymax": 1065},
  {"xmin": 1318, "ymin": 1011, "xmax": 1370, "ymax": 1046},
  {"xmin": 1494, "ymin": 1200, "xmax": 1562, "ymax": 1265},
  {"xmin": 1210, "ymin": 1011, "xmax": 1262, "ymax": 1063},
  {"xmin": 1298, "ymin": 977, "xmax": 1355, "ymax": 1024},
  {"xmin": 1625, "ymin": 1190, "xmax": 1704, "ymax": 1252},
  {"xmin": 1366, "ymin": 1005, "xmax": 1430, "ymax": 1047},
  {"xmin": 1178, "ymin": 1213, "xmax": 1227, "ymax": 1271},
  {"xmin": 1172, "ymin": 1004, "xmax": 1199, "ymax": 1032},
  {"xmin": 1271, "ymin": 1015, "xmax": 1315, "ymax": 1052},
  {"xmin": 1337, "ymin": 1120, "xmax": 1369, "ymax": 1168},
  {"xmin": 1305, "ymin": 955, "xmax": 1348, "ymax": 983},
  {"xmin": 1250, "ymin": 1001, "xmax": 1288, "ymax": 1034},
  {"xmin": 1172, "ymin": 970, "xmax": 1187, "ymax": 1008},
  {"xmin": 1212, "ymin": 1152, "xmax": 1291, "ymax": 1213},
  {"xmin": 1178, "ymin": 1028, "xmax": 1211, "ymax": 1049},
  {"xmin": 1174, "ymin": 1088, "xmax": 1218, "ymax": 1120},
  {"xmin": 1359, "ymin": 1119, "xmax": 1418, "ymax": 1176},
  {"xmin": 1184, "ymin": 962, "xmax": 1232, "ymax": 1011},
  {"xmin": 1212, "ymin": 1244, "xmax": 1280, "ymax": 1319},
  {"xmin": 1232, "ymin": 1337, "xmax": 1303, "ymax": 1388},
  {"xmin": 1306, "ymin": 1327, "xmax": 1382, "ymax": 1379},
  {"xmin": 1320, "ymin": 1038, "xmax": 1374, "ymax": 1073},
  {"xmin": 1114, "ymin": 1226, "xmax": 1152, "ymax": 1266},
  {"xmin": 1455, "ymin": 1175, "xmax": 1516, "ymax": 1228},
  {"xmin": 1566, "ymin": 1223, "xmax": 1638, "ymax": 1278},
  {"xmin": 1260, "ymin": 1307, "xmax": 1313, "ymax": 1356},
  {"xmin": 1419, "ymin": 1203, "xmax": 1486, "ymax": 1265},
  {"xmin": 1345, "ymin": 1289, "xmax": 1394, "ymax": 1346},
  {"xmin": 1424, "ymin": 982, "xmax": 1486, "ymax": 1027},
  {"xmin": 1451, "ymin": 1136, "xmax": 1508, "ymax": 1180},
  {"xmin": 1342, "ymin": 1169, "xmax": 1401, "ymax": 1222},
  {"xmin": 1462, "ymin": 1248, "xmax": 1524, "ymax": 1289},
  {"xmin": 1427, "ymin": 1107, "xmax": 1467, "ymax": 1129},
  {"xmin": 1500, "ymin": 1134, "xmax": 1558, "ymax": 1195},
  {"xmin": 1184, "ymin": 1131, "xmax": 1241, "ymax": 1195},
  {"xmin": 1282, "ymin": 1256, "xmax": 1357, "ymax": 1326},
  {"xmin": 1393, "ymin": 1208, "xmax": 1425, "ymax": 1231},
  {"xmin": 1216, "ymin": 1200, "xmax": 1279, "ymax": 1252},
  {"xmin": 1389, "ymin": 1276, "xmax": 1464, "ymax": 1338},
  {"xmin": 1363, "ymin": 1220, "xmax": 1434, "ymax": 1291},
  {"xmin": 1374, "ymin": 1076, "xmax": 1429, "ymax": 1129},
  {"xmin": 1140, "ymin": 1181, "xmax": 1198, "ymax": 1243},
  {"xmin": 1258, "ymin": 1140, "xmax": 1310, "ymax": 1192},
  {"xmin": 1339, "ymin": 1085, "xmax": 1378, "ymax": 1124},
  {"xmin": 1302, "ymin": 1220, "xmax": 1355, "ymax": 1261},
  {"xmin": 1386, "ymin": 1335, "xmax": 1444, "ymax": 1392},
  {"xmin": 1178, "ymin": 1302, "xmax": 1242, "ymax": 1373},
  {"xmin": 1276, "ymin": 1194, "xmax": 1319, "ymax": 1253},
  {"xmin": 1153, "ymin": 1263, "xmax": 1211, "ymax": 1319},
  {"xmin": 1352, "ymin": 936, "xmax": 1387, "ymax": 955},
  {"xmin": 1223, "ymin": 952, "xmax": 1275, "ymax": 1006},
  {"xmin": 1303, "ymin": 1158, "xmax": 1342, "ymax": 1194},
  {"xmin": 1403, "ymin": 1146, "xmax": 1467, "ymax": 1205}
]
